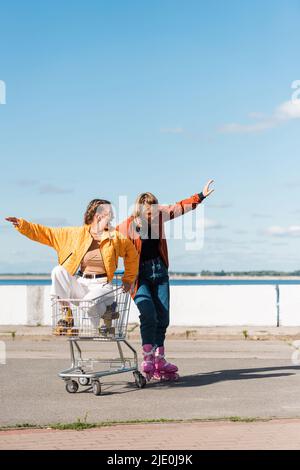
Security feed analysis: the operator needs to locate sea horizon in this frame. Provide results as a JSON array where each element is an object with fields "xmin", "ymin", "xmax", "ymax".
[{"xmin": 1, "ymin": 273, "xmax": 300, "ymax": 286}]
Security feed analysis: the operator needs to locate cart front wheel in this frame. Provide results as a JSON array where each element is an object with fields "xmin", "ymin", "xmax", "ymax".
[
  {"xmin": 79, "ymin": 377, "xmax": 90, "ymax": 386},
  {"xmin": 92, "ymin": 380, "xmax": 101, "ymax": 396},
  {"xmin": 65, "ymin": 380, "xmax": 79, "ymax": 393},
  {"xmin": 134, "ymin": 371, "xmax": 147, "ymax": 388}
]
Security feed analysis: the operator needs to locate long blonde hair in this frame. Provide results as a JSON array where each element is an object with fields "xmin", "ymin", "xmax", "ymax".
[{"xmin": 132, "ymin": 192, "xmax": 158, "ymax": 225}]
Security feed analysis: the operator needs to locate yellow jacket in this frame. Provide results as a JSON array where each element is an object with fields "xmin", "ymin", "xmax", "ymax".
[{"xmin": 15, "ymin": 219, "xmax": 139, "ymax": 284}]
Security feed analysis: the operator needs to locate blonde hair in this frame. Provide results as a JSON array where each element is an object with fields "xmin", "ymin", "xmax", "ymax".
[{"xmin": 132, "ymin": 192, "xmax": 158, "ymax": 224}]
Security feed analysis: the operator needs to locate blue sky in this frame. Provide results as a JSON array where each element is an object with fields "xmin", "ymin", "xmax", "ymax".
[{"xmin": 1, "ymin": 0, "xmax": 300, "ymax": 273}]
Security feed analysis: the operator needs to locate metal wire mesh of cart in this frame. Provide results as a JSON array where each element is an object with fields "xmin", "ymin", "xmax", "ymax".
[{"xmin": 51, "ymin": 273, "xmax": 131, "ymax": 339}]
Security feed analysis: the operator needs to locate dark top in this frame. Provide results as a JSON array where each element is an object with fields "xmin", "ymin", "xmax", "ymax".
[
  {"xmin": 137, "ymin": 192, "xmax": 206, "ymax": 263},
  {"xmin": 139, "ymin": 222, "xmax": 160, "ymax": 262}
]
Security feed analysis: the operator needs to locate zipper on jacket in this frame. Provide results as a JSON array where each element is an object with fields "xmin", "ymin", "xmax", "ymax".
[
  {"xmin": 61, "ymin": 252, "xmax": 72, "ymax": 265},
  {"xmin": 113, "ymin": 243, "xmax": 118, "ymax": 269}
]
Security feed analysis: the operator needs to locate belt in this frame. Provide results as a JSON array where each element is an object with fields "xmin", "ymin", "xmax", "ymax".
[{"xmin": 77, "ymin": 270, "xmax": 107, "ymax": 279}]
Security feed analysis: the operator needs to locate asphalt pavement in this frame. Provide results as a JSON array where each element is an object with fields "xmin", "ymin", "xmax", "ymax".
[{"xmin": 1, "ymin": 335, "xmax": 300, "ymax": 427}]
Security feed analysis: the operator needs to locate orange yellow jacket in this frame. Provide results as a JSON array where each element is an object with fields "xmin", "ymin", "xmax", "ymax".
[{"xmin": 14, "ymin": 219, "xmax": 139, "ymax": 284}]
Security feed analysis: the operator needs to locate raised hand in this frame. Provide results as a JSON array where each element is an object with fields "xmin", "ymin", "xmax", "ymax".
[
  {"xmin": 5, "ymin": 217, "xmax": 20, "ymax": 227},
  {"xmin": 202, "ymin": 179, "xmax": 215, "ymax": 198}
]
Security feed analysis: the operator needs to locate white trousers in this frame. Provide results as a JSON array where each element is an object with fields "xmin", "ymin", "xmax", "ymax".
[{"xmin": 50, "ymin": 265, "xmax": 114, "ymax": 327}]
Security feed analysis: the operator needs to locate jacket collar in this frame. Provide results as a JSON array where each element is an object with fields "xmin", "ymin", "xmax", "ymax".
[{"xmin": 84, "ymin": 223, "xmax": 116, "ymax": 241}]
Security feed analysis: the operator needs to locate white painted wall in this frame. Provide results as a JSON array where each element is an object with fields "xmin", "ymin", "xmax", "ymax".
[
  {"xmin": 0, "ymin": 284, "xmax": 298, "ymax": 326},
  {"xmin": 278, "ymin": 286, "xmax": 300, "ymax": 326},
  {"xmin": 169, "ymin": 285, "xmax": 277, "ymax": 326},
  {"xmin": 0, "ymin": 286, "xmax": 27, "ymax": 324}
]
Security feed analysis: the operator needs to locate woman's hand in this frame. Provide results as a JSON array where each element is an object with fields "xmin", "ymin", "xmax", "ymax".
[
  {"xmin": 122, "ymin": 281, "xmax": 132, "ymax": 293},
  {"xmin": 5, "ymin": 217, "xmax": 20, "ymax": 227},
  {"xmin": 202, "ymin": 179, "xmax": 215, "ymax": 198}
]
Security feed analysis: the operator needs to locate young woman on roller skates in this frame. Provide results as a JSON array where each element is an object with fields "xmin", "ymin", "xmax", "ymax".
[{"xmin": 117, "ymin": 180, "xmax": 214, "ymax": 381}]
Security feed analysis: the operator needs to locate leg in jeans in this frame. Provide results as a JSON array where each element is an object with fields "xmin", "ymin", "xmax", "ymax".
[
  {"xmin": 152, "ymin": 277, "xmax": 170, "ymax": 348},
  {"xmin": 150, "ymin": 260, "xmax": 178, "ymax": 380},
  {"xmin": 134, "ymin": 280, "xmax": 157, "ymax": 346},
  {"xmin": 153, "ymin": 279, "xmax": 178, "ymax": 379},
  {"xmin": 134, "ymin": 279, "xmax": 157, "ymax": 380}
]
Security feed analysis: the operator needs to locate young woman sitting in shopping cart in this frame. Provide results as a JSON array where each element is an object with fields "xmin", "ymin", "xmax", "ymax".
[
  {"xmin": 5, "ymin": 199, "xmax": 139, "ymax": 332},
  {"xmin": 117, "ymin": 180, "xmax": 214, "ymax": 381}
]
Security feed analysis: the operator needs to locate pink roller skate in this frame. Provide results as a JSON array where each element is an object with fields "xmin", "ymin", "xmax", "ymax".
[
  {"xmin": 153, "ymin": 346, "xmax": 179, "ymax": 381},
  {"xmin": 141, "ymin": 344, "xmax": 155, "ymax": 381}
]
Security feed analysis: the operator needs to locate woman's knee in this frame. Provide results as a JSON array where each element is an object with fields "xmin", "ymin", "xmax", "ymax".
[
  {"xmin": 51, "ymin": 264, "xmax": 69, "ymax": 279},
  {"xmin": 135, "ymin": 297, "xmax": 156, "ymax": 317},
  {"xmin": 139, "ymin": 310, "xmax": 158, "ymax": 330}
]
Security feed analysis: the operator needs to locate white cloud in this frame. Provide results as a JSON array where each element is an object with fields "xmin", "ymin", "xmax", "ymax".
[
  {"xmin": 252, "ymin": 213, "xmax": 272, "ymax": 219},
  {"xmin": 265, "ymin": 225, "xmax": 300, "ymax": 237},
  {"xmin": 16, "ymin": 179, "xmax": 38, "ymax": 187},
  {"xmin": 220, "ymin": 120, "xmax": 275, "ymax": 134},
  {"xmin": 39, "ymin": 184, "xmax": 73, "ymax": 194},
  {"xmin": 220, "ymin": 99, "xmax": 300, "ymax": 134},
  {"xmin": 275, "ymin": 100, "xmax": 300, "ymax": 120},
  {"xmin": 204, "ymin": 218, "xmax": 224, "ymax": 230},
  {"xmin": 16, "ymin": 179, "xmax": 73, "ymax": 194}
]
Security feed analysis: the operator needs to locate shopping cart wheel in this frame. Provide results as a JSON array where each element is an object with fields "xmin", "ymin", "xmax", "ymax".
[
  {"xmin": 133, "ymin": 371, "xmax": 147, "ymax": 388},
  {"xmin": 65, "ymin": 380, "xmax": 79, "ymax": 393},
  {"xmin": 79, "ymin": 377, "xmax": 90, "ymax": 386},
  {"xmin": 92, "ymin": 380, "xmax": 101, "ymax": 396}
]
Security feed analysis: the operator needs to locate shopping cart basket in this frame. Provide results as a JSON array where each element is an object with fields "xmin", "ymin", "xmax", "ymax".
[{"xmin": 52, "ymin": 271, "xmax": 146, "ymax": 395}]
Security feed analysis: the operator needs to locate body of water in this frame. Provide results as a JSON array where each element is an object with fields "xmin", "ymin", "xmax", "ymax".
[{"xmin": 1, "ymin": 278, "xmax": 300, "ymax": 286}]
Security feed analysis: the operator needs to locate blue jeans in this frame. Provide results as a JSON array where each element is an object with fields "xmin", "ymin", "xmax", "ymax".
[{"xmin": 134, "ymin": 256, "xmax": 170, "ymax": 347}]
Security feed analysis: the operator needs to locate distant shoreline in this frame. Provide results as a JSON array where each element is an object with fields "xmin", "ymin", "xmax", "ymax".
[{"xmin": 1, "ymin": 274, "xmax": 300, "ymax": 281}]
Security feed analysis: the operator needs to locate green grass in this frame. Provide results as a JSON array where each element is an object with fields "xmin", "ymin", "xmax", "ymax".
[
  {"xmin": 12, "ymin": 423, "xmax": 44, "ymax": 429},
  {"xmin": 242, "ymin": 329, "xmax": 249, "ymax": 339},
  {"xmin": 185, "ymin": 329, "xmax": 197, "ymax": 339},
  {"xmin": 0, "ymin": 416, "xmax": 273, "ymax": 431},
  {"xmin": 227, "ymin": 416, "xmax": 261, "ymax": 423}
]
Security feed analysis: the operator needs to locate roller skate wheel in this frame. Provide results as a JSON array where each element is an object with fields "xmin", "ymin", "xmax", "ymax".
[
  {"xmin": 169, "ymin": 373, "xmax": 179, "ymax": 381},
  {"xmin": 163, "ymin": 372, "xmax": 179, "ymax": 382}
]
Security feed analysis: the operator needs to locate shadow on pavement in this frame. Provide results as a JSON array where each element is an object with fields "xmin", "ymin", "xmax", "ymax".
[
  {"xmin": 161, "ymin": 365, "xmax": 300, "ymax": 388},
  {"xmin": 75, "ymin": 365, "xmax": 300, "ymax": 394}
]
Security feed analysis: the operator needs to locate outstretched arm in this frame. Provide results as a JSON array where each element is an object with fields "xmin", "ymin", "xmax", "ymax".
[
  {"xmin": 159, "ymin": 179, "xmax": 214, "ymax": 221},
  {"xmin": 5, "ymin": 216, "xmax": 67, "ymax": 251}
]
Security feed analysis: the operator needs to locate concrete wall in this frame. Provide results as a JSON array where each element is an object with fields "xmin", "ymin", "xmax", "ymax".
[{"xmin": 1, "ymin": 284, "xmax": 299, "ymax": 326}]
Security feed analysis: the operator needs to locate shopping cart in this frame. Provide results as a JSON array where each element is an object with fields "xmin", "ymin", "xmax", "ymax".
[{"xmin": 52, "ymin": 271, "xmax": 146, "ymax": 395}]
